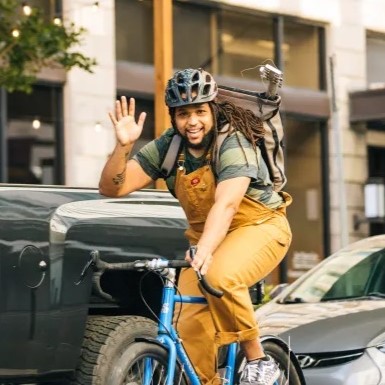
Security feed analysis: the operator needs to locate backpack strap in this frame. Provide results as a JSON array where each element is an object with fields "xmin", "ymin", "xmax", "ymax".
[
  {"xmin": 161, "ymin": 134, "xmax": 182, "ymax": 177},
  {"xmin": 214, "ymin": 123, "xmax": 234, "ymax": 175}
]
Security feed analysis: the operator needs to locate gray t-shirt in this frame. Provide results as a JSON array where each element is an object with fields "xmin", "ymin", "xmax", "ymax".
[{"xmin": 133, "ymin": 127, "xmax": 283, "ymax": 208}]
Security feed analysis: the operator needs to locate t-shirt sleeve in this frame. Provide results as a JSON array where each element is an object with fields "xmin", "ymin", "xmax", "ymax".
[
  {"xmin": 133, "ymin": 127, "xmax": 175, "ymax": 180},
  {"xmin": 216, "ymin": 131, "xmax": 270, "ymax": 185}
]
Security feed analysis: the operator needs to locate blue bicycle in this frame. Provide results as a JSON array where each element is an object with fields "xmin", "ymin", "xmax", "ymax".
[{"xmin": 90, "ymin": 249, "xmax": 305, "ymax": 385}]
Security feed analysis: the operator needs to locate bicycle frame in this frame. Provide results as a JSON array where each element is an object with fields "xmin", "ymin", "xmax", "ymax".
[{"xmin": 148, "ymin": 267, "xmax": 238, "ymax": 385}]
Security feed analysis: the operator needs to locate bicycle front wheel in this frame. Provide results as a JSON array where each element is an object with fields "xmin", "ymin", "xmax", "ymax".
[{"xmin": 106, "ymin": 341, "xmax": 188, "ymax": 385}]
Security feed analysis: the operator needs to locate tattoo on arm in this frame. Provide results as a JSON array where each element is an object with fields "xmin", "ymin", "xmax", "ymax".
[{"xmin": 112, "ymin": 165, "xmax": 127, "ymax": 185}]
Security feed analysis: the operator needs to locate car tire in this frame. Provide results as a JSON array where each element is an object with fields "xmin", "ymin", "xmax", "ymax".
[
  {"xmin": 73, "ymin": 315, "xmax": 157, "ymax": 385},
  {"xmin": 262, "ymin": 341, "xmax": 302, "ymax": 385}
]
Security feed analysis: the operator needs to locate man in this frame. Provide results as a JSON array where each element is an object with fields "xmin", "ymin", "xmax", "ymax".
[{"xmin": 99, "ymin": 68, "xmax": 292, "ymax": 385}]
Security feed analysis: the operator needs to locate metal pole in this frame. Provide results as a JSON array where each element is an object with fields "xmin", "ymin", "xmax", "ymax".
[
  {"xmin": 329, "ymin": 55, "xmax": 349, "ymax": 247},
  {"xmin": 0, "ymin": 87, "xmax": 8, "ymax": 182},
  {"xmin": 273, "ymin": 16, "xmax": 284, "ymax": 71}
]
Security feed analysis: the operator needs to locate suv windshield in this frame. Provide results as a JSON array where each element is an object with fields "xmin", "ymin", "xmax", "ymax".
[{"xmin": 282, "ymin": 247, "xmax": 385, "ymax": 303}]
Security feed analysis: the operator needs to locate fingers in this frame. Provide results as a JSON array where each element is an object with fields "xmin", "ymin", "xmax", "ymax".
[
  {"xmin": 185, "ymin": 250, "xmax": 192, "ymax": 263},
  {"xmin": 128, "ymin": 97, "xmax": 135, "ymax": 117},
  {"xmin": 108, "ymin": 111, "xmax": 117, "ymax": 126},
  {"xmin": 109, "ymin": 96, "xmax": 142, "ymax": 127},
  {"xmin": 115, "ymin": 96, "xmax": 131, "ymax": 121},
  {"xmin": 115, "ymin": 99, "xmax": 123, "ymax": 121},
  {"xmin": 200, "ymin": 254, "xmax": 213, "ymax": 275},
  {"xmin": 137, "ymin": 112, "xmax": 147, "ymax": 129},
  {"xmin": 187, "ymin": 247, "xmax": 213, "ymax": 275},
  {"xmin": 121, "ymin": 96, "xmax": 128, "ymax": 116}
]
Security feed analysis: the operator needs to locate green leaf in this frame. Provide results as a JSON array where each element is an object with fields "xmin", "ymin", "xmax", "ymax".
[{"xmin": 0, "ymin": 0, "xmax": 97, "ymax": 92}]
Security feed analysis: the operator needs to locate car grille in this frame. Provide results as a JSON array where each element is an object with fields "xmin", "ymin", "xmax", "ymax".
[{"xmin": 296, "ymin": 349, "xmax": 364, "ymax": 368}]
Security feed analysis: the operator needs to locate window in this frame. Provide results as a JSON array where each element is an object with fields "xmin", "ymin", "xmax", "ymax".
[
  {"xmin": 115, "ymin": 0, "xmax": 153, "ymax": 64},
  {"xmin": 284, "ymin": 118, "xmax": 325, "ymax": 281},
  {"xmin": 173, "ymin": 3, "xmax": 212, "ymax": 71},
  {"xmin": 217, "ymin": 10, "xmax": 274, "ymax": 80},
  {"xmin": 284, "ymin": 20, "xmax": 323, "ymax": 90},
  {"xmin": 29, "ymin": 0, "xmax": 61, "ymax": 21},
  {"xmin": 366, "ymin": 31, "xmax": 385, "ymax": 87},
  {"xmin": 115, "ymin": 2, "xmax": 325, "ymax": 90},
  {"xmin": 7, "ymin": 85, "xmax": 63, "ymax": 184},
  {"xmin": 283, "ymin": 247, "xmax": 385, "ymax": 303}
]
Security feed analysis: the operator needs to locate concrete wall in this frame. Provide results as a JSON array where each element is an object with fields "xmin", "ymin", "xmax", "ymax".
[{"xmin": 63, "ymin": 0, "xmax": 116, "ymax": 187}]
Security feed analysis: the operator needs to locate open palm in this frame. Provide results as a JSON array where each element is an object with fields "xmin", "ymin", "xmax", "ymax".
[{"xmin": 109, "ymin": 96, "xmax": 146, "ymax": 146}]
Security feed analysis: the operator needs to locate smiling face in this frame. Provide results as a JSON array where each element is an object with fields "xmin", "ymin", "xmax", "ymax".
[{"xmin": 174, "ymin": 103, "xmax": 214, "ymax": 150}]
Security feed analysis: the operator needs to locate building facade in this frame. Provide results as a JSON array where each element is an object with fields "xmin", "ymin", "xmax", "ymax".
[{"xmin": 1, "ymin": 0, "xmax": 385, "ymax": 282}]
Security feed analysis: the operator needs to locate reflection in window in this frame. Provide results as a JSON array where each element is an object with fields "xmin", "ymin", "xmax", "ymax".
[
  {"xmin": 7, "ymin": 85, "xmax": 63, "ymax": 185},
  {"xmin": 218, "ymin": 11, "xmax": 274, "ymax": 80},
  {"xmin": 285, "ymin": 119, "xmax": 324, "ymax": 281},
  {"xmin": 284, "ymin": 247, "xmax": 385, "ymax": 302},
  {"xmin": 115, "ymin": 0, "xmax": 153, "ymax": 64},
  {"xmin": 366, "ymin": 31, "xmax": 385, "ymax": 87},
  {"xmin": 284, "ymin": 21, "xmax": 321, "ymax": 90},
  {"xmin": 28, "ymin": 0, "xmax": 61, "ymax": 21},
  {"xmin": 173, "ymin": 3, "xmax": 212, "ymax": 71}
]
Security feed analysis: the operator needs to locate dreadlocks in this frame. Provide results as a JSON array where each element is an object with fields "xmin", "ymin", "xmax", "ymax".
[
  {"xmin": 209, "ymin": 100, "xmax": 265, "ymax": 168},
  {"xmin": 168, "ymin": 100, "xmax": 265, "ymax": 167},
  {"xmin": 215, "ymin": 100, "xmax": 265, "ymax": 145}
]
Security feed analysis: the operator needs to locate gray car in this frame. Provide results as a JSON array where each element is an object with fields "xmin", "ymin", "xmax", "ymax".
[{"xmin": 256, "ymin": 235, "xmax": 385, "ymax": 385}]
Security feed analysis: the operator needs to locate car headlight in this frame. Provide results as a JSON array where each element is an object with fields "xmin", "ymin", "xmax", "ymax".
[{"xmin": 377, "ymin": 343, "xmax": 385, "ymax": 354}]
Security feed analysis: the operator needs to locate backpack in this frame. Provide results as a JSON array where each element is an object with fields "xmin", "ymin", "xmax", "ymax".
[{"xmin": 160, "ymin": 85, "xmax": 287, "ymax": 192}]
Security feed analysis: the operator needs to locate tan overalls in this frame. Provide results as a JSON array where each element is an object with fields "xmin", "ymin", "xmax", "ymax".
[{"xmin": 173, "ymin": 152, "xmax": 292, "ymax": 385}]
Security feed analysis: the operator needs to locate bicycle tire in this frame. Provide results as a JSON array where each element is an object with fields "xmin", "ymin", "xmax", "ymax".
[
  {"xmin": 235, "ymin": 340, "xmax": 302, "ymax": 385},
  {"xmin": 106, "ymin": 341, "xmax": 189, "ymax": 385}
]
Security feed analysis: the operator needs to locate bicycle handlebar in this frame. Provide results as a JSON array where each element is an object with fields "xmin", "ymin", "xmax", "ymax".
[
  {"xmin": 90, "ymin": 250, "xmax": 190, "ymax": 271},
  {"xmin": 88, "ymin": 248, "xmax": 223, "ymax": 300}
]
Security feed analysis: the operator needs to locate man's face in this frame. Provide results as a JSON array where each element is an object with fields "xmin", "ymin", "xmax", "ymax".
[{"xmin": 174, "ymin": 103, "xmax": 214, "ymax": 149}]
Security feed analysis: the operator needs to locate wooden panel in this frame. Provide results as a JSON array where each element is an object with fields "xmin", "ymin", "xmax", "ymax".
[{"xmin": 154, "ymin": 0, "xmax": 173, "ymax": 190}]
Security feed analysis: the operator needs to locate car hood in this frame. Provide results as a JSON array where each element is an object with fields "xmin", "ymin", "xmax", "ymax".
[{"xmin": 256, "ymin": 300, "xmax": 385, "ymax": 353}]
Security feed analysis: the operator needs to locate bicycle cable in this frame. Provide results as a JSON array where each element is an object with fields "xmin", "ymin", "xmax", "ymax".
[{"xmin": 138, "ymin": 268, "xmax": 186, "ymax": 338}]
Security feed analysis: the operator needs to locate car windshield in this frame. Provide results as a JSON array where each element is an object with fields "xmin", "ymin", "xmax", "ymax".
[{"xmin": 282, "ymin": 246, "xmax": 385, "ymax": 303}]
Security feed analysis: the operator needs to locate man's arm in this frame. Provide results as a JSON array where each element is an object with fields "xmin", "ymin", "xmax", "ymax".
[
  {"xmin": 99, "ymin": 145, "xmax": 153, "ymax": 197},
  {"xmin": 98, "ymin": 96, "xmax": 153, "ymax": 197},
  {"xmin": 189, "ymin": 176, "xmax": 250, "ymax": 274}
]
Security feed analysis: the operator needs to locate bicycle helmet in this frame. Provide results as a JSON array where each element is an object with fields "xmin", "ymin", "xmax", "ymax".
[{"xmin": 165, "ymin": 68, "xmax": 218, "ymax": 107}]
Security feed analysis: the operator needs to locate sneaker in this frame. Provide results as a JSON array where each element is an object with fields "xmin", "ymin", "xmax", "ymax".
[{"xmin": 239, "ymin": 356, "xmax": 280, "ymax": 385}]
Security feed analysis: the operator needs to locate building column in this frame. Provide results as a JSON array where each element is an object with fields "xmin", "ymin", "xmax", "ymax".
[
  {"xmin": 63, "ymin": 0, "xmax": 116, "ymax": 187},
  {"xmin": 327, "ymin": 0, "xmax": 367, "ymax": 250}
]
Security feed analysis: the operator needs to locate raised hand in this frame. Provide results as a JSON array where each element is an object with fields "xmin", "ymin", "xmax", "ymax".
[{"xmin": 108, "ymin": 96, "xmax": 147, "ymax": 146}]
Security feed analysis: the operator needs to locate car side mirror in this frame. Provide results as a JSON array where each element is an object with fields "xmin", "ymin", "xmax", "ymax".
[{"xmin": 269, "ymin": 283, "xmax": 289, "ymax": 299}]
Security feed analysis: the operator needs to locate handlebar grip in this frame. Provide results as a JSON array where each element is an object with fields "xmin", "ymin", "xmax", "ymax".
[
  {"xmin": 168, "ymin": 260, "xmax": 190, "ymax": 268},
  {"xmin": 189, "ymin": 246, "xmax": 224, "ymax": 298}
]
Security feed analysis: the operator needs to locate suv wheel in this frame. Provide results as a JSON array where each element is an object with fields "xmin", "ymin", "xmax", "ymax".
[{"xmin": 73, "ymin": 315, "xmax": 156, "ymax": 385}]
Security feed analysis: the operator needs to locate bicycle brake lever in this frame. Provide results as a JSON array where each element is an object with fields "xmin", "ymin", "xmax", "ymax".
[{"xmin": 189, "ymin": 246, "xmax": 224, "ymax": 298}]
